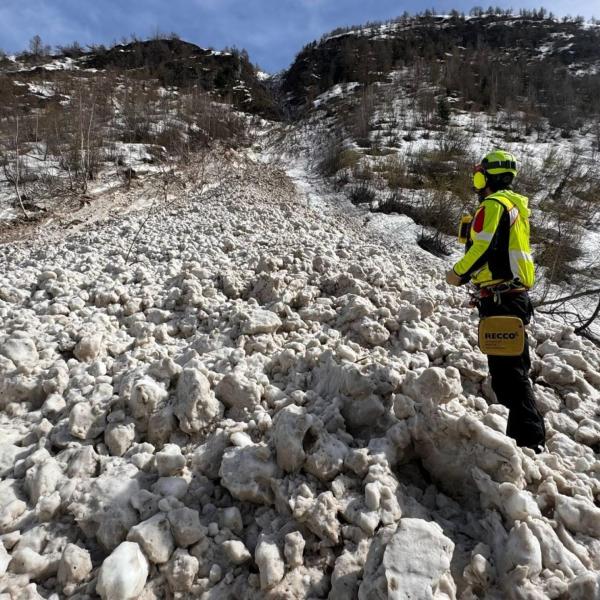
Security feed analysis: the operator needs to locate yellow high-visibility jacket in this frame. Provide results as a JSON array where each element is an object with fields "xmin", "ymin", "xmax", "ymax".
[{"xmin": 453, "ymin": 190, "xmax": 535, "ymax": 288}]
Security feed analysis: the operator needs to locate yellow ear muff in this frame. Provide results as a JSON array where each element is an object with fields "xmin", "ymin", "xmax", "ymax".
[{"xmin": 473, "ymin": 171, "xmax": 487, "ymax": 190}]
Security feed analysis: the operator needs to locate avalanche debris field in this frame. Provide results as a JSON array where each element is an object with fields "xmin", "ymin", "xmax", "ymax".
[{"xmin": 1, "ymin": 152, "xmax": 600, "ymax": 600}]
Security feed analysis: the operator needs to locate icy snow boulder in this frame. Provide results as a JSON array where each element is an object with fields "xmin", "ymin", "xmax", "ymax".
[
  {"xmin": 219, "ymin": 443, "xmax": 281, "ymax": 504},
  {"xmin": 291, "ymin": 488, "xmax": 341, "ymax": 544},
  {"xmin": 527, "ymin": 518, "xmax": 586, "ymax": 577},
  {"xmin": 156, "ymin": 443, "xmax": 186, "ymax": 476},
  {"xmin": 0, "ymin": 335, "xmax": 39, "ymax": 372},
  {"xmin": 105, "ymin": 422, "xmax": 135, "ymax": 457},
  {"xmin": 69, "ymin": 401, "xmax": 107, "ymax": 440},
  {"xmin": 555, "ymin": 494, "xmax": 600, "ymax": 538},
  {"xmin": 284, "ymin": 531, "xmax": 305, "ymax": 568},
  {"xmin": 97, "ymin": 541, "xmax": 148, "ymax": 600},
  {"xmin": 25, "ymin": 457, "xmax": 64, "ymax": 505},
  {"xmin": 192, "ymin": 430, "xmax": 229, "ymax": 479},
  {"xmin": 472, "ymin": 468, "xmax": 541, "ymax": 523},
  {"xmin": 376, "ymin": 519, "xmax": 456, "ymax": 599},
  {"xmin": 574, "ymin": 419, "xmax": 600, "ymax": 446},
  {"xmin": 540, "ymin": 357, "xmax": 577, "ymax": 386},
  {"xmin": 165, "ymin": 548, "xmax": 199, "ymax": 593},
  {"xmin": 338, "ymin": 295, "xmax": 377, "ymax": 324},
  {"xmin": 504, "ymin": 521, "xmax": 542, "ymax": 579},
  {"xmin": 304, "ymin": 430, "xmax": 349, "ymax": 482},
  {"xmin": 57, "ymin": 543, "xmax": 93, "ymax": 586},
  {"xmin": 68, "ymin": 464, "xmax": 141, "ymax": 550},
  {"xmin": 127, "ymin": 376, "xmax": 168, "ymax": 422},
  {"xmin": 241, "ymin": 309, "xmax": 282, "ymax": 335},
  {"xmin": 167, "ymin": 507, "xmax": 205, "ymax": 547},
  {"xmin": 414, "ymin": 413, "xmax": 525, "ymax": 506},
  {"xmin": 222, "ymin": 540, "xmax": 252, "ymax": 565},
  {"xmin": 215, "ymin": 371, "xmax": 261, "ymax": 414},
  {"xmin": 8, "ymin": 547, "xmax": 49, "ymax": 579},
  {"xmin": 353, "ymin": 317, "xmax": 390, "ymax": 346},
  {"xmin": 0, "ymin": 372, "xmax": 45, "ymax": 408},
  {"xmin": 402, "ymin": 366, "xmax": 462, "ymax": 406},
  {"xmin": 272, "ymin": 405, "xmax": 315, "ymax": 472},
  {"xmin": 73, "ymin": 334, "xmax": 104, "ymax": 363},
  {"xmin": 175, "ymin": 367, "xmax": 223, "ymax": 433},
  {"xmin": 127, "ymin": 513, "xmax": 175, "ymax": 564},
  {"xmin": 0, "ymin": 539, "xmax": 9, "ymax": 576},
  {"xmin": 397, "ymin": 324, "xmax": 435, "ymax": 352},
  {"xmin": 313, "ymin": 360, "xmax": 393, "ymax": 434},
  {"xmin": 255, "ymin": 534, "xmax": 285, "ymax": 590}
]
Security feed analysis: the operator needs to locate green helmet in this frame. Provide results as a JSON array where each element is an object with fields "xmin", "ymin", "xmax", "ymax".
[{"xmin": 481, "ymin": 149, "xmax": 518, "ymax": 176}]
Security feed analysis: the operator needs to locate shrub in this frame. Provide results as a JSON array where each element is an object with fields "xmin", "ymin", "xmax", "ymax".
[
  {"xmin": 375, "ymin": 189, "xmax": 459, "ymax": 236},
  {"xmin": 349, "ymin": 182, "xmax": 376, "ymax": 205},
  {"xmin": 434, "ymin": 127, "xmax": 469, "ymax": 160},
  {"xmin": 364, "ymin": 147, "xmax": 396, "ymax": 157},
  {"xmin": 437, "ymin": 96, "xmax": 451, "ymax": 124},
  {"xmin": 334, "ymin": 171, "xmax": 350, "ymax": 190},
  {"xmin": 318, "ymin": 139, "xmax": 361, "ymax": 176},
  {"xmin": 376, "ymin": 192, "xmax": 413, "ymax": 215},
  {"xmin": 418, "ymin": 230, "xmax": 451, "ymax": 256},
  {"xmin": 536, "ymin": 235, "xmax": 583, "ymax": 283},
  {"xmin": 352, "ymin": 163, "xmax": 373, "ymax": 181},
  {"xmin": 379, "ymin": 156, "xmax": 416, "ymax": 189}
]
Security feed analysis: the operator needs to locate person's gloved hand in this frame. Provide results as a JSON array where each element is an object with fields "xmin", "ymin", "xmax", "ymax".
[{"xmin": 445, "ymin": 269, "xmax": 463, "ymax": 286}]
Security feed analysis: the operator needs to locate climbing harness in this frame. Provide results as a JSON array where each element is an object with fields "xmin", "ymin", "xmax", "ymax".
[{"xmin": 468, "ymin": 280, "xmax": 526, "ymax": 308}]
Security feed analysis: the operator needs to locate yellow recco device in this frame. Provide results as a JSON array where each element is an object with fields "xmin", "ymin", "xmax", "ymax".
[
  {"xmin": 479, "ymin": 316, "xmax": 525, "ymax": 356},
  {"xmin": 458, "ymin": 214, "xmax": 473, "ymax": 244}
]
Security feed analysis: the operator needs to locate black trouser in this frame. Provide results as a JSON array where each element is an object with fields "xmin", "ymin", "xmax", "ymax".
[{"xmin": 478, "ymin": 291, "xmax": 546, "ymax": 450}]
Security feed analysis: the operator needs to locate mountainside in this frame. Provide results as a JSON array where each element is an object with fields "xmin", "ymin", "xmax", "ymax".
[
  {"xmin": 1, "ymin": 38, "xmax": 278, "ymax": 118},
  {"xmin": 1, "ymin": 11, "xmax": 600, "ymax": 600},
  {"xmin": 0, "ymin": 38, "xmax": 274, "ymax": 226},
  {"xmin": 276, "ymin": 13, "xmax": 600, "ymax": 308},
  {"xmin": 283, "ymin": 12, "xmax": 600, "ymax": 125}
]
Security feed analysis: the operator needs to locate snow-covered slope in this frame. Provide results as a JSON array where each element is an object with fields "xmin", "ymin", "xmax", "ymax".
[
  {"xmin": 1, "ymin": 141, "xmax": 600, "ymax": 599},
  {"xmin": 278, "ymin": 49, "xmax": 600, "ymax": 340}
]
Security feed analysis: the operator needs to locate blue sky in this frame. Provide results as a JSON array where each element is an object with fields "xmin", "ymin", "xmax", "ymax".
[{"xmin": 1, "ymin": 0, "xmax": 598, "ymax": 72}]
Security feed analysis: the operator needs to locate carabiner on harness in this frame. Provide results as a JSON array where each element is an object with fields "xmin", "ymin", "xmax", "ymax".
[{"xmin": 478, "ymin": 280, "xmax": 527, "ymax": 306}]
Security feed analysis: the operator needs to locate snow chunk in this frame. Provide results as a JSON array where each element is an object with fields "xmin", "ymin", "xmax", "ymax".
[
  {"xmin": 255, "ymin": 535, "xmax": 285, "ymax": 589},
  {"xmin": 219, "ymin": 443, "xmax": 281, "ymax": 504},
  {"xmin": 175, "ymin": 367, "xmax": 223, "ymax": 433},
  {"xmin": 127, "ymin": 513, "xmax": 175, "ymax": 564},
  {"xmin": 381, "ymin": 519, "xmax": 456, "ymax": 599},
  {"xmin": 402, "ymin": 366, "xmax": 462, "ymax": 405},
  {"xmin": 97, "ymin": 541, "xmax": 149, "ymax": 600},
  {"xmin": 57, "ymin": 543, "xmax": 92, "ymax": 585},
  {"xmin": 165, "ymin": 548, "xmax": 199, "ymax": 593},
  {"xmin": 222, "ymin": 540, "xmax": 251, "ymax": 565},
  {"xmin": 241, "ymin": 309, "xmax": 282, "ymax": 334},
  {"xmin": 273, "ymin": 405, "xmax": 315, "ymax": 472},
  {"xmin": 215, "ymin": 371, "xmax": 261, "ymax": 413},
  {"xmin": 0, "ymin": 336, "xmax": 39, "ymax": 372}
]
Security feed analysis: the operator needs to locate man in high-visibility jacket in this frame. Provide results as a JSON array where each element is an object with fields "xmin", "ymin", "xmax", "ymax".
[{"xmin": 446, "ymin": 150, "xmax": 546, "ymax": 453}]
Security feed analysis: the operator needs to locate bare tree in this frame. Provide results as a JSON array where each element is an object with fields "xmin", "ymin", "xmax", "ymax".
[
  {"xmin": 535, "ymin": 289, "xmax": 600, "ymax": 344},
  {"xmin": 2, "ymin": 116, "xmax": 29, "ymax": 218},
  {"xmin": 29, "ymin": 35, "xmax": 50, "ymax": 59}
]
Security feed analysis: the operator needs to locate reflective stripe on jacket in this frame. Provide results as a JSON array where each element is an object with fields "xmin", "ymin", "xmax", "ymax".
[{"xmin": 453, "ymin": 190, "xmax": 535, "ymax": 288}]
